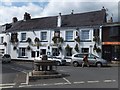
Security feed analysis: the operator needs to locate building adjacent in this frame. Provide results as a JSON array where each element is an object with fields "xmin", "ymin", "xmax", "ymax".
[{"xmin": 102, "ymin": 23, "xmax": 120, "ymax": 61}]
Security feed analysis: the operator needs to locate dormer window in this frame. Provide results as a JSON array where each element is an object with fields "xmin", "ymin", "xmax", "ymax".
[
  {"xmin": 21, "ymin": 33, "xmax": 26, "ymax": 41},
  {"xmin": 41, "ymin": 32, "xmax": 47, "ymax": 41}
]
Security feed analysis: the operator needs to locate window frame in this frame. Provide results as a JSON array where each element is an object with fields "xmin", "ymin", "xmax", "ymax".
[
  {"xmin": 19, "ymin": 48, "xmax": 27, "ymax": 57},
  {"xmin": 0, "ymin": 37, "xmax": 4, "ymax": 43},
  {"xmin": 21, "ymin": 33, "xmax": 26, "ymax": 41},
  {"xmin": 41, "ymin": 31, "xmax": 47, "ymax": 41},
  {"xmin": 81, "ymin": 48, "xmax": 89, "ymax": 53},
  {"xmin": 80, "ymin": 30, "xmax": 91, "ymax": 41},
  {"xmin": 65, "ymin": 31, "xmax": 73, "ymax": 41}
]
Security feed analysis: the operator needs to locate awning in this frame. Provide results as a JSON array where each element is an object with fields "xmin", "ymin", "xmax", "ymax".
[{"xmin": 102, "ymin": 42, "xmax": 120, "ymax": 45}]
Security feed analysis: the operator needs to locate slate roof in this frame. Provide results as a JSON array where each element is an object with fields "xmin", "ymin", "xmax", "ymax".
[{"xmin": 6, "ymin": 9, "xmax": 106, "ymax": 32}]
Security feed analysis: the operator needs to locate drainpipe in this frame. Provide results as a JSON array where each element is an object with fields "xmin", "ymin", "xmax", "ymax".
[
  {"xmin": 57, "ymin": 13, "xmax": 62, "ymax": 27},
  {"xmin": 99, "ymin": 25, "xmax": 103, "ymax": 58},
  {"xmin": 6, "ymin": 33, "xmax": 10, "ymax": 54}
]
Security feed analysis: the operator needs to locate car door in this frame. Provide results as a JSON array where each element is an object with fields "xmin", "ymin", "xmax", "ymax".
[
  {"xmin": 73, "ymin": 54, "xmax": 83, "ymax": 64},
  {"xmin": 88, "ymin": 54, "xmax": 96, "ymax": 65}
]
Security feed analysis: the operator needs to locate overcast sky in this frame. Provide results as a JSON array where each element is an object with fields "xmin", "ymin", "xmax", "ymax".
[{"xmin": 0, "ymin": 0, "xmax": 119, "ymax": 25}]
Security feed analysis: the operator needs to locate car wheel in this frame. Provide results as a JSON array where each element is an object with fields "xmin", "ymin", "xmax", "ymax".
[
  {"xmin": 73, "ymin": 62, "xmax": 79, "ymax": 67},
  {"xmin": 56, "ymin": 61, "xmax": 61, "ymax": 66},
  {"xmin": 96, "ymin": 62, "xmax": 102, "ymax": 67}
]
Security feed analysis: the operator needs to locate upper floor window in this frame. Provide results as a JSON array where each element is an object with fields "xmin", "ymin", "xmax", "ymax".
[
  {"xmin": 21, "ymin": 33, "xmax": 26, "ymax": 41},
  {"xmin": 66, "ymin": 31, "xmax": 73, "ymax": 41},
  {"xmin": 0, "ymin": 37, "xmax": 4, "ymax": 43},
  {"xmin": 81, "ymin": 30, "xmax": 90, "ymax": 41},
  {"xmin": 41, "ymin": 32, "xmax": 47, "ymax": 41}
]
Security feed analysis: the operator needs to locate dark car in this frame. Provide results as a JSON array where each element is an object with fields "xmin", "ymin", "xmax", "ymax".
[{"xmin": 0, "ymin": 54, "xmax": 11, "ymax": 63}]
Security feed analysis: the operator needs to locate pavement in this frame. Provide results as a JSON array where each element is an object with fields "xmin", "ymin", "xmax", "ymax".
[
  {"xmin": 11, "ymin": 59, "xmax": 120, "ymax": 67},
  {"xmin": 108, "ymin": 61, "xmax": 120, "ymax": 67}
]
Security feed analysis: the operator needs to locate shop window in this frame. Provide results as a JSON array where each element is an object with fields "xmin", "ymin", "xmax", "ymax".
[
  {"xmin": 81, "ymin": 48, "xmax": 89, "ymax": 53},
  {"xmin": 52, "ymin": 48, "xmax": 60, "ymax": 56},
  {"xmin": 19, "ymin": 48, "xmax": 27, "ymax": 57},
  {"xmin": 66, "ymin": 48, "xmax": 72, "ymax": 56},
  {"xmin": 31, "ymin": 51, "xmax": 35, "ymax": 57}
]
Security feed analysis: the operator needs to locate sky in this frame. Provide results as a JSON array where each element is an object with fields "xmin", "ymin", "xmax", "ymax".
[{"xmin": 0, "ymin": 0, "xmax": 119, "ymax": 25}]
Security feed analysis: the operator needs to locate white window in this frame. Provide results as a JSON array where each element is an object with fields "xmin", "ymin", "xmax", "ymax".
[
  {"xmin": 19, "ymin": 48, "xmax": 27, "ymax": 57},
  {"xmin": 21, "ymin": 33, "xmax": 26, "ymax": 41},
  {"xmin": 81, "ymin": 30, "xmax": 90, "ymax": 40},
  {"xmin": 0, "ymin": 37, "xmax": 4, "ymax": 43},
  {"xmin": 41, "ymin": 32, "xmax": 47, "ymax": 41},
  {"xmin": 66, "ymin": 31, "xmax": 73, "ymax": 41}
]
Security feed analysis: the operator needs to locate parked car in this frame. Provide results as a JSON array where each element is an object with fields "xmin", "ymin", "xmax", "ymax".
[
  {"xmin": 0, "ymin": 54, "xmax": 11, "ymax": 63},
  {"xmin": 34, "ymin": 56, "xmax": 66, "ymax": 66},
  {"xmin": 71, "ymin": 53, "xmax": 108, "ymax": 67},
  {"xmin": 48, "ymin": 56, "xmax": 66, "ymax": 66}
]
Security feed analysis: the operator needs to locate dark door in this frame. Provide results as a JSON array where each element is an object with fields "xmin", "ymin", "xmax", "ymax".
[
  {"xmin": 102, "ymin": 45, "xmax": 112, "ymax": 61},
  {"xmin": 41, "ymin": 49, "xmax": 46, "ymax": 55}
]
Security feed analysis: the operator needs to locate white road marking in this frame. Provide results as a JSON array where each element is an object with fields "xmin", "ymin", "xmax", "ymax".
[
  {"xmin": 0, "ymin": 83, "xmax": 16, "ymax": 86},
  {"xmin": 54, "ymin": 83, "xmax": 64, "ymax": 85},
  {"xmin": 0, "ymin": 86, "xmax": 13, "ymax": 88},
  {"xmin": 104, "ymin": 80, "xmax": 112, "ymax": 82},
  {"xmin": 63, "ymin": 77, "xmax": 71, "ymax": 84},
  {"xmin": 10, "ymin": 67, "xmax": 29, "ymax": 85},
  {"xmin": 1, "ymin": 79, "xmax": 117, "ymax": 88},
  {"xmin": 87, "ymin": 80, "xmax": 99, "ymax": 83},
  {"xmin": 74, "ymin": 81, "xmax": 85, "ymax": 84},
  {"xmin": 112, "ymin": 80, "xmax": 116, "ymax": 82},
  {"xmin": 104, "ymin": 79, "xmax": 116, "ymax": 83}
]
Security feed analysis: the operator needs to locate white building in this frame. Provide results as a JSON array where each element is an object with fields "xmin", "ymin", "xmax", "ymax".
[{"xmin": 0, "ymin": 9, "xmax": 107, "ymax": 60}]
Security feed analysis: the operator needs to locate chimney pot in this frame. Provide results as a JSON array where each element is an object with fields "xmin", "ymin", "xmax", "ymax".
[
  {"xmin": 71, "ymin": 10, "xmax": 74, "ymax": 14},
  {"xmin": 12, "ymin": 17, "xmax": 18, "ymax": 23},
  {"xmin": 24, "ymin": 12, "xmax": 31, "ymax": 21},
  {"xmin": 57, "ymin": 13, "xmax": 62, "ymax": 27}
]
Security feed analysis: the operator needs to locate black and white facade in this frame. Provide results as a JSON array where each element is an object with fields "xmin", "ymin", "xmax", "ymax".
[{"xmin": 0, "ymin": 9, "xmax": 107, "ymax": 61}]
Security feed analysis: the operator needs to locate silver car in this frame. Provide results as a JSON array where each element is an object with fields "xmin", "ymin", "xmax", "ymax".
[
  {"xmin": 71, "ymin": 53, "xmax": 107, "ymax": 67},
  {"xmin": 0, "ymin": 54, "xmax": 11, "ymax": 63}
]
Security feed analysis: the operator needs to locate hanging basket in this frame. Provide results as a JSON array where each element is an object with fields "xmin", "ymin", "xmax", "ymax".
[
  {"xmin": 3, "ymin": 42, "xmax": 7, "ymax": 46},
  {"xmin": 26, "ymin": 37, "xmax": 32, "ymax": 43},
  {"xmin": 74, "ymin": 44, "xmax": 79, "ymax": 52},
  {"xmin": 75, "ymin": 36, "xmax": 80, "ymax": 43},
  {"xmin": 13, "ymin": 46, "xmax": 17, "ymax": 50},
  {"xmin": 27, "ymin": 46, "xmax": 31, "ymax": 50},
  {"xmin": 34, "ymin": 37, "xmax": 40, "ymax": 43}
]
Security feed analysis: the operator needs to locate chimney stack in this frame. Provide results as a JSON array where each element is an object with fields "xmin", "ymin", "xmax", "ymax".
[
  {"xmin": 108, "ymin": 17, "xmax": 113, "ymax": 23},
  {"xmin": 71, "ymin": 10, "xmax": 74, "ymax": 14},
  {"xmin": 24, "ymin": 12, "xmax": 31, "ymax": 21},
  {"xmin": 57, "ymin": 13, "xmax": 62, "ymax": 27},
  {"xmin": 12, "ymin": 17, "xmax": 18, "ymax": 23}
]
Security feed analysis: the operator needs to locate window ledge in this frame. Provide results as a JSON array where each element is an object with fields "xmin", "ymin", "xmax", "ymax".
[
  {"xmin": 18, "ymin": 57, "xmax": 28, "ymax": 58},
  {"xmin": 64, "ymin": 40, "xmax": 75, "ymax": 42},
  {"xmin": 20, "ymin": 41, "xmax": 27, "ymax": 43},
  {"xmin": 80, "ymin": 40, "xmax": 92, "ymax": 42},
  {"xmin": 40, "ymin": 41, "xmax": 48, "ymax": 42}
]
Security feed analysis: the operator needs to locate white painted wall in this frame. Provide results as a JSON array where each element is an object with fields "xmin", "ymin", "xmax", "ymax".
[{"xmin": 4, "ymin": 27, "xmax": 102, "ymax": 60}]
